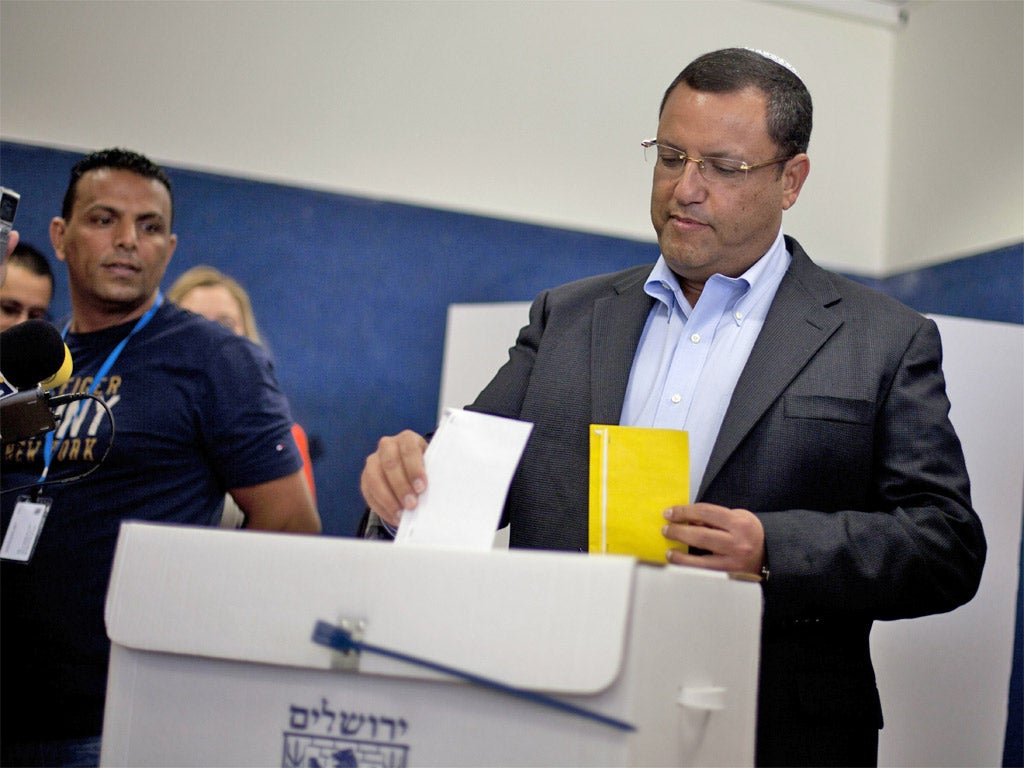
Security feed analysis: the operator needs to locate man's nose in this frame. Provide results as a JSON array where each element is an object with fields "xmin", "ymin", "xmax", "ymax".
[
  {"xmin": 672, "ymin": 158, "xmax": 707, "ymax": 203},
  {"xmin": 114, "ymin": 219, "xmax": 138, "ymax": 249}
]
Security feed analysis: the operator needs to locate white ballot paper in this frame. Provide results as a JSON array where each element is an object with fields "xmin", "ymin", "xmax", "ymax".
[{"xmin": 395, "ymin": 408, "xmax": 533, "ymax": 549}]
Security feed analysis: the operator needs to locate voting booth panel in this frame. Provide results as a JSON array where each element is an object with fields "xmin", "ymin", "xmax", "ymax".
[{"xmin": 101, "ymin": 522, "xmax": 762, "ymax": 767}]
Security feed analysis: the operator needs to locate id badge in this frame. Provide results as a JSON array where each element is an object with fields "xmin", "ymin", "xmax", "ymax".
[{"xmin": 1, "ymin": 495, "xmax": 51, "ymax": 563}]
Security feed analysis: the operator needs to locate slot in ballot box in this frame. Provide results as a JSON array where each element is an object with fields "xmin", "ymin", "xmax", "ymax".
[{"xmin": 101, "ymin": 522, "xmax": 762, "ymax": 767}]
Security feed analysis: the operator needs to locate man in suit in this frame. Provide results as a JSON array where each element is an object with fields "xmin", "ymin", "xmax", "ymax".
[{"xmin": 360, "ymin": 48, "xmax": 986, "ymax": 766}]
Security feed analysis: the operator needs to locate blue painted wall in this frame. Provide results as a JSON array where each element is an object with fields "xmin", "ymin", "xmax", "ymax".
[
  {"xmin": 2, "ymin": 141, "xmax": 1020, "ymax": 763},
  {"xmin": 1, "ymin": 141, "xmax": 663, "ymax": 534},
  {"xmin": 6, "ymin": 140, "xmax": 1019, "ymax": 536},
  {"xmin": 849, "ymin": 242, "xmax": 1023, "ymax": 326}
]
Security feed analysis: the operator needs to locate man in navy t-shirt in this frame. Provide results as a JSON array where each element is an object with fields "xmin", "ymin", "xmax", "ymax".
[{"xmin": 1, "ymin": 148, "xmax": 321, "ymax": 767}]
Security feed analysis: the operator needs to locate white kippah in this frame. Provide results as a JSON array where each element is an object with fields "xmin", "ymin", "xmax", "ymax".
[{"xmin": 744, "ymin": 48, "xmax": 802, "ymax": 79}]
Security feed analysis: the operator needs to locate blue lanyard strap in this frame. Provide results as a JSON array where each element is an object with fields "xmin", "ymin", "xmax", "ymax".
[{"xmin": 39, "ymin": 292, "xmax": 164, "ymax": 483}]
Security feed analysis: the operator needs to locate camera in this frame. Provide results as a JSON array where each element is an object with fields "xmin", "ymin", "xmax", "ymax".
[{"xmin": 0, "ymin": 187, "xmax": 19, "ymax": 257}]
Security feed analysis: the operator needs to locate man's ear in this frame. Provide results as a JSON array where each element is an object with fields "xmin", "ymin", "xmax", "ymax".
[
  {"xmin": 49, "ymin": 217, "xmax": 68, "ymax": 263},
  {"xmin": 162, "ymin": 232, "xmax": 178, "ymax": 271},
  {"xmin": 781, "ymin": 154, "xmax": 810, "ymax": 211}
]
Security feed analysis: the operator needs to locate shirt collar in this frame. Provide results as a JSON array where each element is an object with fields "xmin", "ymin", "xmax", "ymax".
[{"xmin": 644, "ymin": 228, "xmax": 790, "ymax": 320}]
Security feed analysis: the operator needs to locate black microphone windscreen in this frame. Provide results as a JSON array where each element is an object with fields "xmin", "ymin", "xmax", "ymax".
[{"xmin": 1, "ymin": 319, "xmax": 67, "ymax": 389}]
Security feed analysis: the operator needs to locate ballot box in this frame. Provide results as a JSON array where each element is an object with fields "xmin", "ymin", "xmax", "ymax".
[{"xmin": 100, "ymin": 522, "xmax": 762, "ymax": 767}]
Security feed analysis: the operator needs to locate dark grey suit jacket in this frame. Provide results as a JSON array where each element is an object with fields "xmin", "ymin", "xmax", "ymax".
[{"xmin": 468, "ymin": 236, "xmax": 986, "ymax": 765}]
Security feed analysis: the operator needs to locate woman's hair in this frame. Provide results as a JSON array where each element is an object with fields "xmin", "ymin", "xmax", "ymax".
[{"xmin": 167, "ymin": 265, "xmax": 263, "ymax": 345}]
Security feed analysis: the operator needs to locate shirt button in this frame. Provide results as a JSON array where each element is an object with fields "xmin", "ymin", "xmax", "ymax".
[
  {"xmin": 671, "ymin": 394, "xmax": 681, "ymax": 403},
  {"xmin": 690, "ymin": 333, "xmax": 701, "ymax": 343},
  {"xmin": 734, "ymin": 311, "xmax": 744, "ymax": 321}
]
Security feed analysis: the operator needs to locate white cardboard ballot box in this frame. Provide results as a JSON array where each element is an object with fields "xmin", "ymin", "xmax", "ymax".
[{"xmin": 101, "ymin": 522, "xmax": 762, "ymax": 767}]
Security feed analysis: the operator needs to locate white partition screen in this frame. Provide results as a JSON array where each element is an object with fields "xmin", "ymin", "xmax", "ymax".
[{"xmin": 440, "ymin": 304, "xmax": 1023, "ymax": 766}]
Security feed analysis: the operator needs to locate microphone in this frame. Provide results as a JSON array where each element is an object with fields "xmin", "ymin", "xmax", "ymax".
[
  {"xmin": 1, "ymin": 319, "xmax": 73, "ymax": 390},
  {"xmin": 1, "ymin": 320, "xmax": 77, "ymax": 445},
  {"xmin": 0, "ymin": 388, "xmax": 89, "ymax": 445}
]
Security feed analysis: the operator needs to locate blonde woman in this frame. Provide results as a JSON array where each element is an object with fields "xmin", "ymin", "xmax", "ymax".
[{"xmin": 168, "ymin": 266, "xmax": 317, "ymax": 525}]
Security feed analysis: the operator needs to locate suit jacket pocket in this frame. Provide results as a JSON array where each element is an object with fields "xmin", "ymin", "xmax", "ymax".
[{"xmin": 784, "ymin": 394, "xmax": 873, "ymax": 425}]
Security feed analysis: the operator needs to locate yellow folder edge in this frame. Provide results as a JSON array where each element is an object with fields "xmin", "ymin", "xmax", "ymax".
[{"xmin": 588, "ymin": 425, "xmax": 689, "ymax": 564}]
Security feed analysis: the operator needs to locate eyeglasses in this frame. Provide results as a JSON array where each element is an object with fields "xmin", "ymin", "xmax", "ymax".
[
  {"xmin": 1, "ymin": 299, "xmax": 49, "ymax": 322},
  {"xmin": 642, "ymin": 139, "xmax": 791, "ymax": 185}
]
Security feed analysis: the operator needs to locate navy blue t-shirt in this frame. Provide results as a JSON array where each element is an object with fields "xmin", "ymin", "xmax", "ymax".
[{"xmin": 1, "ymin": 302, "xmax": 303, "ymax": 741}]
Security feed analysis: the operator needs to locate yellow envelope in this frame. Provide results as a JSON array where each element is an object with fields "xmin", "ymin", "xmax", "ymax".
[{"xmin": 589, "ymin": 425, "xmax": 689, "ymax": 564}]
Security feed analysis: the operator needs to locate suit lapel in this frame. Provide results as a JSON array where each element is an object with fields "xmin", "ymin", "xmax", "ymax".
[
  {"xmin": 591, "ymin": 268, "xmax": 654, "ymax": 425},
  {"xmin": 698, "ymin": 240, "xmax": 844, "ymax": 499}
]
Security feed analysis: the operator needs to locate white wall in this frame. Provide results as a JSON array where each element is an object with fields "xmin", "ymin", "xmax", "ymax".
[
  {"xmin": 4, "ymin": 2, "xmax": 1020, "ymax": 275},
  {"xmin": 2, "ymin": 0, "xmax": 897, "ymax": 273},
  {"xmin": 887, "ymin": 0, "xmax": 1024, "ymax": 270}
]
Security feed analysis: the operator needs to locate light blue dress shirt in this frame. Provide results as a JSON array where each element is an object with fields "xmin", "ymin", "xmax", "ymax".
[{"xmin": 620, "ymin": 229, "xmax": 792, "ymax": 498}]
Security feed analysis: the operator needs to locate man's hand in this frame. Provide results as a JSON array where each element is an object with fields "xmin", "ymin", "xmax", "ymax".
[
  {"xmin": 4, "ymin": 229, "xmax": 18, "ymax": 260},
  {"xmin": 662, "ymin": 502, "xmax": 765, "ymax": 578},
  {"xmin": 360, "ymin": 430, "xmax": 429, "ymax": 528}
]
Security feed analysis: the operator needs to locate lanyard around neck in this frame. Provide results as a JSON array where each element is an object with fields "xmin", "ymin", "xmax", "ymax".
[{"xmin": 38, "ymin": 292, "xmax": 164, "ymax": 484}]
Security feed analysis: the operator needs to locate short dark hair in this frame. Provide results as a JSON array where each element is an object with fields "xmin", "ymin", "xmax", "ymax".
[
  {"xmin": 10, "ymin": 241, "xmax": 54, "ymax": 286},
  {"xmin": 660, "ymin": 48, "xmax": 812, "ymax": 158},
  {"xmin": 61, "ymin": 148, "xmax": 174, "ymax": 222}
]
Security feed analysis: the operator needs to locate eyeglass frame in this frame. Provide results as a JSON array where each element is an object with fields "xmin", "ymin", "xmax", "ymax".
[{"xmin": 641, "ymin": 139, "xmax": 793, "ymax": 182}]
